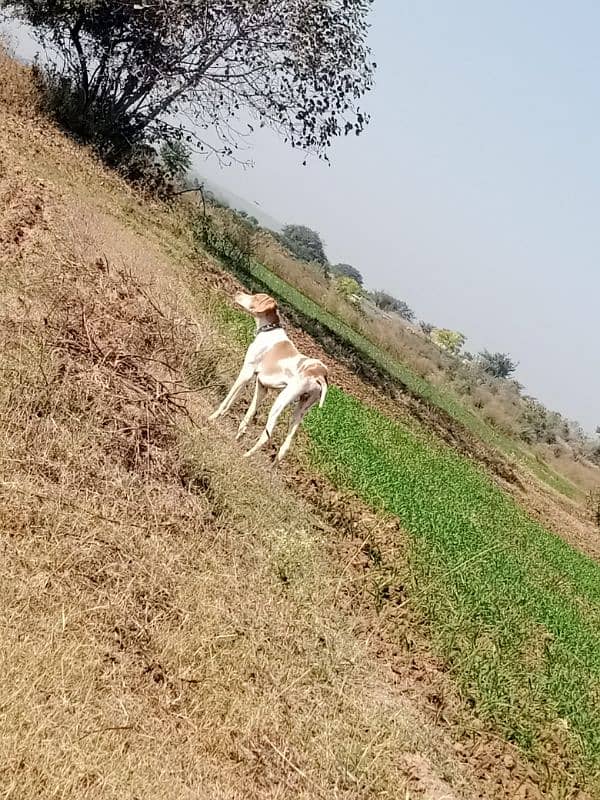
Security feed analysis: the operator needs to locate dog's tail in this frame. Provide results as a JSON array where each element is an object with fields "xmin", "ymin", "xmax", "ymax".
[{"xmin": 316, "ymin": 375, "xmax": 328, "ymax": 408}]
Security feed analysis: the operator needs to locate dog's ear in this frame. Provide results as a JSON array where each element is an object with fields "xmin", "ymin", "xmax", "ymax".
[{"xmin": 252, "ymin": 294, "xmax": 278, "ymax": 315}]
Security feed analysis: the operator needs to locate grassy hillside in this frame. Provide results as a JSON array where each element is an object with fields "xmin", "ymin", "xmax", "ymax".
[
  {"xmin": 3, "ymin": 49, "xmax": 600, "ymax": 799},
  {"xmin": 202, "ymin": 206, "xmax": 600, "ymax": 499},
  {"xmin": 202, "ymin": 220, "xmax": 581, "ymax": 501}
]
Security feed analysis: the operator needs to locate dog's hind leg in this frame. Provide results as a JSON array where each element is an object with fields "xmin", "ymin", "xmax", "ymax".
[
  {"xmin": 243, "ymin": 383, "xmax": 299, "ymax": 458},
  {"xmin": 276, "ymin": 389, "xmax": 319, "ymax": 461}
]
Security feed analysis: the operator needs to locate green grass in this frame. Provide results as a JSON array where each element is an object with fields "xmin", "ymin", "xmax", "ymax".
[
  {"xmin": 232, "ymin": 255, "xmax": 579, "ymax": 500},
  {"xmin": 209, "ymin": 296, "xmax": 600, "ymax": 786},
  {"xmin": 303, "ymin": 387, "xmax": 600, "ymax": 783}
]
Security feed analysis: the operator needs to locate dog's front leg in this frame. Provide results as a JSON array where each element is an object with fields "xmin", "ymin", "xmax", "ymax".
[
  {"xmin": 236, "ymin": 379, "xmax": 266, "ymax": 439},
  {"xmin": 209, "ymin": 366, "xmax": 255, "ymax": 421}
]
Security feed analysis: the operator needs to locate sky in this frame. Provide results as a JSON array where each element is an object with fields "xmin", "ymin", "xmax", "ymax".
[{"xmin": 3, "ymin": 3, "xmax": 599, "ymax": 432}]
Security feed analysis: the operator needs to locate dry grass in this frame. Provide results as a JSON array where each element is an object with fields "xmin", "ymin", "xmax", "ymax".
[
  {"xmin": 253, "ymin": 230, "xmax": 330, "ymax": 298},
  {"xmin": 0, "ymin": 44, "xmax": 41, "ymax": 113},
  {"xmin": 2, "ymin": 46, "xmax": 592, "ymax": 800},
  {"xmin": 541, "ymin": 449, "xmax": 600, "ymax": 493},
  {"xmin": 0, "ymin": 74, "xmax": 482, "ymax": 798}
]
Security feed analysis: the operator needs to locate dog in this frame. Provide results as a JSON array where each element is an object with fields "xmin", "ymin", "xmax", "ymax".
[{"xmin": 209, "ymin": 292, "xmax": 328, "ymax": 460}]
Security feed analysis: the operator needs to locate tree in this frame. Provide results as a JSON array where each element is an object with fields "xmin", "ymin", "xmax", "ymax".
[
  {"xmin": 160, "ymin": 140, "xmax": 191, "ymax": 181},
  {"xmin": 477, "ymin": 350, "xmax": 518, "ymax": 379},
  {"xmin": 334, "ymin": 275, "xmax": 361, "ymax": 299},
  {"xmin": 520, "ymin": 398, "xmax": 561, "ymax": 445},
  {"xmin": 372, "ymin": 291, "xmax": 415, "ymax": 322},
  {"xmin": 4, "ymin": 0, "xmax": 375, "ymax": 164},
  {"xmin": 280, "ymin": 224, "xmax": 327, "ymax": 265},
  {"xmin": 330, "ymin": 263, "xmax": 363, "ymax": 286},
  {"xmin": 431, "ymin": 328, "xmax": 466, "ymax": 355},
  {"xmin": 419, "ymin": 320, "xmax": 435, "ymax": 336}
]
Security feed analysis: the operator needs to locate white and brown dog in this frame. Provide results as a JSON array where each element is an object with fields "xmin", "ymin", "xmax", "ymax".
[{"xmin": 209, "ymin": 292, "xmax": 328, "ymax": 460}]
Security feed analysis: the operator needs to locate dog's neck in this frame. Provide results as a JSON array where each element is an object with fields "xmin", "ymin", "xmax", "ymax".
[{"xmin": 254, "ymin": 309, "xmax": 281, "ymax": 335}]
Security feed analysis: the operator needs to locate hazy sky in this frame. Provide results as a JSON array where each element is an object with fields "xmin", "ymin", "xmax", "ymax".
[{"xmin": 4, "ymin": 3, "xmax": 599, "ymax": 431}]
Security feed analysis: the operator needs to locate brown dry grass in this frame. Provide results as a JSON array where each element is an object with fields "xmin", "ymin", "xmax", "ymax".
[
  {"xmin": 0, "ymin": 45, "xmax": 41, "ymax": 113},
  {"xmin": 0, "ymin": 167, "xmax": 423, "ymax": 800},
  {"xmin": 1, "ymin": 47, "xmax": 595, "ymax": 800},
  {"xmin": 0, "ymin": 56, "xmax": 488, "ymax": 799},
  {"xmin": 541, "ymin": 449, "xmax": 600, "ymax": 493}
]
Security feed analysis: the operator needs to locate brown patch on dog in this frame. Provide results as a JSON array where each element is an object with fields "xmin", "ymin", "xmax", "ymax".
[
  {"xmin": 300, "ymin": 360, "xmax": 328, "ymax": 381},
  {"xmin": 260, "ymin": 340, "xmax": 300, "ymax": 375}
]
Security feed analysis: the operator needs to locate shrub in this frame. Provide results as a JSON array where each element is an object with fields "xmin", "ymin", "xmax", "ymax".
[
  {"xmin": 334, "ymin": 276, "xmax": 362, "ymax": 300},
  {"xmin": 478, "ymin": 350, "xmax": 519, "ymax": 379},
  {"xmin": 330, "ymin": 263, "xmax": 364, "ymax": 286},
  {"xmin": 372, "ymin": 291, "xmax": 415, "ymax": 322}
]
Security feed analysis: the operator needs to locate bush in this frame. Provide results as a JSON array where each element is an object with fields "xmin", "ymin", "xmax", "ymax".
[
  {"xmin": 478, "ymin": 350, "xmax": 518, "ymax": 380},
  {"xmin": 279, "ymin": 224, "xmax": 328, "ymax": 266},
  {"xmin": 334, "ymin": 276, "xmax": 362, "ymax": 299},
  {"xmin": 330, "ymin": 263, "xmax": 364, "ymax": 286},
  {"xmin": 372, "ymin": 291, "xmax": 415, "ymax": 322},
  {"xmin": 431, "ymin": 328, "xmax": 466, "ymax": 355}
]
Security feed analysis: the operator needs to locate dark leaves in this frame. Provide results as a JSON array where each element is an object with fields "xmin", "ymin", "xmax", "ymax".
[{"xmin": 6, "ymin": 0, "xmax": 376, "ymax": 162}]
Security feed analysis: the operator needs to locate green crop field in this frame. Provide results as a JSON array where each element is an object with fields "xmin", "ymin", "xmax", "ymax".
[
  {"xmin": 210, "ymin": 296, "xmax": 600, "ymax": 789},
  {"xmin": 304, "ymin": 387, "xmax": 600, "ymax": 783}
]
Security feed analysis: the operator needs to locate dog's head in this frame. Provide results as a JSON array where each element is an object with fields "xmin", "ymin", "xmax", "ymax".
[{"xmin": 234, "ymin": 292, "xmax": 279, "ymax": 322}]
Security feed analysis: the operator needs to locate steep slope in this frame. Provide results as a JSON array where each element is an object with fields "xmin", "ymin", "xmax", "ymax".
[{"xmin": 1, "ymin": 52, "xmax": 598, "ymax": 799}]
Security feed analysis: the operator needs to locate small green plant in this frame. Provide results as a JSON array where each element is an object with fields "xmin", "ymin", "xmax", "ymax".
[{"xmin": 431, "ymin": 328, "xmax": 466, "ymax": 355}]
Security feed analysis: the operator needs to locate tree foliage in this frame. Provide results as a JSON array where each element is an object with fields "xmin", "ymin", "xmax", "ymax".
[
  {"xmin": 519, "ymin": 398, "xmax": 563, "ymax": 445},
  {"xmin": 3, "ymin": 0, "xmax": 375, "ymax": 164},
  {"xmin": 431, "ymin": 328, "xmax": 466, "ymax": 355},
  {"xmin": 160, "ymin": 140, "xmax": 192, "ymax": 181},
  {"xmin": 477, "ymin": 350, "xmax": 518, "ymax": 380},
  {"xmin": 330, "ymin": 262, "xmax": 363, "ymax": 286},
  {"xmin": 372, "ymin": 290, "xmax": 415, "ymax": 322},
  {"xmin": 280, "ymin": 224, "xmax": 327, "ymax": 265},
  {"xmin": 334, "ymin": 275, "xmax": 361, "ymax": 299}
]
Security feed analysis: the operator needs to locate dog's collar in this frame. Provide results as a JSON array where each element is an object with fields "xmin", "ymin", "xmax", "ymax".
[{"xmin": 255, "ymin": 322, "xmax": 281, "ymax": 337}]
